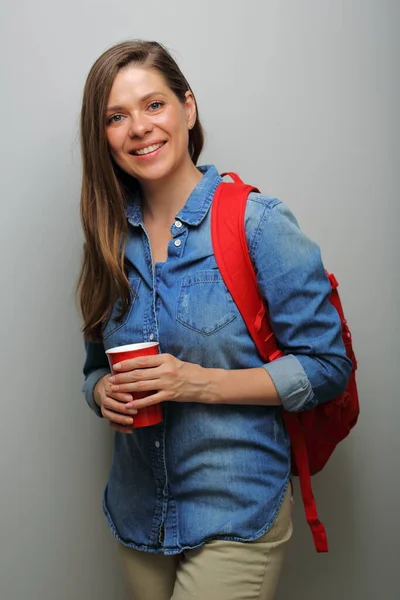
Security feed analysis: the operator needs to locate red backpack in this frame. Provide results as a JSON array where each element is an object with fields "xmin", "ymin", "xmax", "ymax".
[{"xmin": 211, "ymin": 173, "xmax": 359, "ymax": 552}]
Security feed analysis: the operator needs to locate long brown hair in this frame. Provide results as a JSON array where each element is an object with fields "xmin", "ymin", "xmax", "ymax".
[{"xmin": 77, "ymin": 40, "xmax": 205, "ymax": 341}]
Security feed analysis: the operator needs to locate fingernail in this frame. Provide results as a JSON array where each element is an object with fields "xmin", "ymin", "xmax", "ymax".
[
  {"xmin": 109, "ymin": 376, "xmax": 116, "ymax": 383},
  {"xmin": 113, "ymin": 363, "xmax": 122, "ymax": 370}
]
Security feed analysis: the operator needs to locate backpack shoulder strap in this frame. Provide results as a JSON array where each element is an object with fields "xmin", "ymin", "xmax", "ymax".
[
  {"xmin": 211, "ymin": 175, "xmax": 281, "ymax": 362},
  {"xmin": 211, "ymin": 172, "xmax": 329, "ymax": 553}
]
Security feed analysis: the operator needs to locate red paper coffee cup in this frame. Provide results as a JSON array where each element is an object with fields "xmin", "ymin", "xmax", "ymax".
[{"xmin": 106, "ymin": 342, "xmax": 163, "ymax": 428}]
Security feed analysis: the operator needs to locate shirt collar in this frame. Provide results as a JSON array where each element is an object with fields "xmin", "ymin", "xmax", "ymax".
[{"xmin": 125, "ymin": 165, "xmax": 222, "ymax": 227}]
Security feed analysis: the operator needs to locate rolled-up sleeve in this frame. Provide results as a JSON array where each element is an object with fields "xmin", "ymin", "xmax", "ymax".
[
  {"xmin": 246, "ymin": 195, "xmax": 352, "ymax": 412},
  {"xmin": 82, "ymin": 339, "xmax": 110, "ymax": 418}
]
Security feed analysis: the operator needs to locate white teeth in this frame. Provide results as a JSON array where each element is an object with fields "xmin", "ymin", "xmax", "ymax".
[{"xmin": 133, "ymin": 142, "xmax": 164, "ymax": 156}]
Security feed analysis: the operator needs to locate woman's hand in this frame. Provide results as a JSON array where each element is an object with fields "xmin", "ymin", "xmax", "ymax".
[
  {"xmin": 107, "ymin": 353, "xmax": 280, "ymax": 410},
  {"xmin": 108, "ymin": 353, "xmax": 210, "ymax": 409},
  {"xmin": 94, "ymin": 374, "xmax": 138, "ymax": 434}
]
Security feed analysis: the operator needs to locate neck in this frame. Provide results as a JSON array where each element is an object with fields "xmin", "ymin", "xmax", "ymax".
[{"xmin": 140, "ymin": 159, "xmax": 203, "ymax": 224}]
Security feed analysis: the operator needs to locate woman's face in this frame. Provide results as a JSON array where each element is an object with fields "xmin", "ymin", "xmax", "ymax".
[{"xmin": 105, "ymin": 65, "xmax": 196, "ymax": 186}]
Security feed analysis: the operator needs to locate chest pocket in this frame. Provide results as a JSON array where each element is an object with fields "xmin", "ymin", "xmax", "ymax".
[
  {"xmin": 176, "ymin": 270, "xmax": 237, "ymax": 335},
  {"xmin": 102, "ymin": 276, "xmax": 141, "ymax": 341}
]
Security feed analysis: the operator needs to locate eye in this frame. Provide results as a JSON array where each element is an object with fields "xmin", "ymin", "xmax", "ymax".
[
  {"xmin": 107, "ymin": 114, "xmax": 124, "ymax": 125},
  {"xmin": 148, "ymin": 101, "xmax": 164, "ymax": 111}
]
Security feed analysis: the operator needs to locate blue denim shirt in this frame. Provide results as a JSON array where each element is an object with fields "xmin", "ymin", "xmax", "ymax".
[{"xmin": 83, "ymin": 165, "xmax": 351, "ymax": 554}]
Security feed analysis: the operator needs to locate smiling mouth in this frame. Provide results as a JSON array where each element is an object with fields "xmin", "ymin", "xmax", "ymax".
[{"xmin": 130, "ymin": 142, "xmax": 166, "ymax": 156}]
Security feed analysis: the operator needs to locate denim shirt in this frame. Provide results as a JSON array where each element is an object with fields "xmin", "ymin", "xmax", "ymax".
[{"xmin": 82, "ymin": 165, "xmax": 351, "ymax": 554}]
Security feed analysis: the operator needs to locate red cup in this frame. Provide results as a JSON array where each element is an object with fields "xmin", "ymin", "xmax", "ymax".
[{"xmin": 106, "ymin": 342, "xmax": 163, "ymax": 428}]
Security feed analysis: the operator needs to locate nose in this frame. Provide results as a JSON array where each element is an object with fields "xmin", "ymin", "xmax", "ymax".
[{"xmin": 128, "ymin": 112, "xmax": 153, "ymax": 138}]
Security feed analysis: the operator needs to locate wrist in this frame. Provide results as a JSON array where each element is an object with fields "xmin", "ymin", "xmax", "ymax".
[
  {"xmin": 183, "ymin": 363, "xmax": 224, "ymax": 404},
  {"xmin": 202, "ymin": 367, "xmax": 227, "ymax": 404},
  {"xmin": 93, "ymin": 376, "xmax": 105, "ymax": 408}
]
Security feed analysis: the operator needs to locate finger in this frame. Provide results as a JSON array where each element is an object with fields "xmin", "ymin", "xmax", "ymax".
[
  {"xmin": 102, "ymin": 406, "xmax": 136, "ymax": 426},
  {"xmin": 108, "ymin": 421, "xmax": 133, "ymax": 434},
  {"xmin": 126, "ymin": 391, "xmax": 169, "ymax": 410},
  {"xmin": 104, "ymin": 389, "xmax": 134, "ymax": 403},
  {"xmin": 103, "ymin": 394, "xmax": 133, "ymax": 410},
  {"xmin": 109, "ymin": 366, "xmax": 163, "ymax": 386},
  {"xmin": 110, "ymin": 378, "xmax": 161, "ymax": 394},
  {"xmin": 111, "ymin": 354, "xmax": 166, "ymax": 373},
  {"xmin": 103, "ymin": 396, "xmax": 138, "ymax": 416},
  {"xmin": 103, "ymin": 411, "xmax": 135, "ymax": 427}
]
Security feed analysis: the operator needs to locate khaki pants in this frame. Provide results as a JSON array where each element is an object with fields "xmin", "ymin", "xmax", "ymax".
[{"xmin": 118, "ymin": 487, "xmax": 292, "ymax": 600}]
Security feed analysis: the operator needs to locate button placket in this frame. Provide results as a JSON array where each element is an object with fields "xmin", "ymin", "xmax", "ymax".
[
  {"xmin": 169, "ymin": 226, "xmax": 187, "ymax": 257},
  {"xmin": 148, "ymin": 424, "xmax": 166, "ymax": 547}
]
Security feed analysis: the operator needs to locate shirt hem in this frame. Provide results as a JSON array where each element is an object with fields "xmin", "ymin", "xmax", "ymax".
[{"xmin": 102, "ymin": 474, "xmax": 291, "ymax": 555}]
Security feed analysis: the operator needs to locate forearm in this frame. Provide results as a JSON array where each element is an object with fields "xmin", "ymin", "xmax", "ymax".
[
  {"xmin": 93, "ymin": 377, "xmax": 104, "ymax": 409},
  {"xmin": 82, "ymin": 339, "xmax": 111, "ymax": 417},
  {"xmin": 204, "ymin": 366, "xmax": 281, "ymax": 406},
  {"xmin": 83, "ymin": 367, "xmax": 110, "ymax": 417},
  {"xmin": 108, "ymin": 356, "xmax": 281, "ymax": 408}
]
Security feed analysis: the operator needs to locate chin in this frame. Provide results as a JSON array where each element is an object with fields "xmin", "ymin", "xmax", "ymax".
[{"xmin": 134, "ymin": 161, "xmax": 177, "ymax": 183}]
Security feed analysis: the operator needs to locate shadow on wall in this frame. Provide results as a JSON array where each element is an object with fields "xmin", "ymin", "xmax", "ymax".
[{"xmin": 276, "ymin": 442, "xmax": 358, "ymax": 600}]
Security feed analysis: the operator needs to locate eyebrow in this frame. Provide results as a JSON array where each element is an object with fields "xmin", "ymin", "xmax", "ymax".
[{"xmin": 106, "ymin": 91, "xmax": 168, "ymax": 112}]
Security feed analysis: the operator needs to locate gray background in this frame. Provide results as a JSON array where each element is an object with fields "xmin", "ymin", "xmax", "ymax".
[{"xmin": 1, "ymin": 1, "xmax": 398, "ymax": 599}]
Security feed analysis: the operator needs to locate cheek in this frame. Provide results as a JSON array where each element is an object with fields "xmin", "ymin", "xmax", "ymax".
[
  {"xmin": 157, "ymin": 107, "xmax": 188, "ymax": 137},
  {"xmin": 106, "ymin": 128, "xmax": 125, "ymax": 154},
  {"xmin": 169, "ymin": 119, "xmax": 190, "ymax": 151}
]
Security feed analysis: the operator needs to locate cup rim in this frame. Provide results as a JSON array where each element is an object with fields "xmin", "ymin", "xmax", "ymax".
[{"xmin": 105, "ymin": 341, "xmax": 159, "ymax": 354}]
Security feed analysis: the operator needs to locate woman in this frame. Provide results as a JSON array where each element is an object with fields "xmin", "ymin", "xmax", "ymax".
[{"xmin": 79, "ymin": 40, "xmax": 351, "ymax": 600}]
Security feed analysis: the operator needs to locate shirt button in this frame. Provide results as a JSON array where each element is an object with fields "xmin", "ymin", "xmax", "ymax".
[
  {"xmin": 174, "ymin": 239, "xmax": 181, "ymax": 247},
  {"xmin": 149, "ymin": 333, "xmax": 154, "ymax": 341},
  {"xmin": 175, "ymin": 220, "xmax": 182, "ymax": 228},
  {"xmin": 155, "ymin": 441, "xmax": 160, "ymax": 448}
]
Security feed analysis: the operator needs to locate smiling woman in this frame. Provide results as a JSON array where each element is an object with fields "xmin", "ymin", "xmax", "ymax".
[
  {"xmin": 77, "ymin": 39, "xmax": 351, "ymax": 600},
  {"xmin": 105, "ymin": 67, "xmax": 197, "ymax": 184},
  {"xmin": 78, "ymin": 41, "xmax": 204, "ymax": 340}
]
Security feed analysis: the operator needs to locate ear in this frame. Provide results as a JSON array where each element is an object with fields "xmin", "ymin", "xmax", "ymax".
[{"xmin": 184, "ymin": 90, "xmax": 197, "ymax": 129}]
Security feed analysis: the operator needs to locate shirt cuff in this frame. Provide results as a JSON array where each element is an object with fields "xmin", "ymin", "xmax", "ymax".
[
  {"xmin": 263, "ymin": 354, "xmax": 317, "ymax": 412},
  {"xmin": 82, "ymin": 367, "xmax": 111, "ymax": 418}
]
